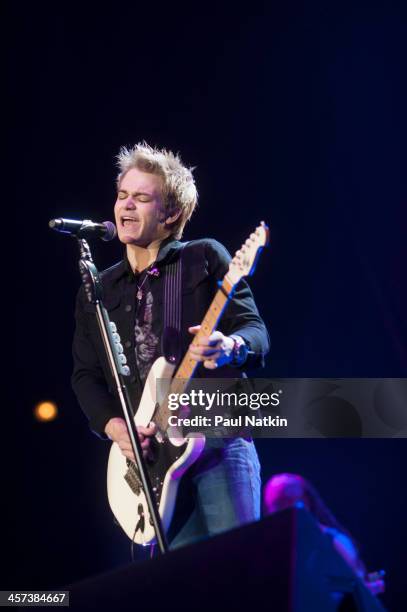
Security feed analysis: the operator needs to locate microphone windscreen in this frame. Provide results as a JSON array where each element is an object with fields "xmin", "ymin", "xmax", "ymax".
[{"xmin": 102, "ymin": 221, "xmax": 117, "ymax": 241}]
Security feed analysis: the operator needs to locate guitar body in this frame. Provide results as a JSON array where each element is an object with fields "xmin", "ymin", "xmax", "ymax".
[{"xmin": 107, "ymin": 356, "xmax": 206, "ymax": 545}]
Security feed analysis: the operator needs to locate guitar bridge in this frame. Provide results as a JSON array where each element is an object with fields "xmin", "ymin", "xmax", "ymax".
[{"xmin": 124, "ymin": 461, "xmax": 142, "ymax": 495}]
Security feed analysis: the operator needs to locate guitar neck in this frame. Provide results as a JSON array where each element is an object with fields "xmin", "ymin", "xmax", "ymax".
[{"xmin": 154, "ymin": 275, "xmax": 235, "ymax": 432}]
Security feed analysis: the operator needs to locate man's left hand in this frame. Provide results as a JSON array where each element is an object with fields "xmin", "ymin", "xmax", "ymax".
[{"xmin": 188, "ymin": 325, "xmax": 234, "ymax": 369}]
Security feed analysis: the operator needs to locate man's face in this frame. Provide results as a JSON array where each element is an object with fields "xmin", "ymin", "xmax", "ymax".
[{"xmin": 114, "ymin": 167, "xmax": 169, "ymax": 247}]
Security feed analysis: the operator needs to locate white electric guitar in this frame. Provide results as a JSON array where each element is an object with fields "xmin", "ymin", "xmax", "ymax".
[{"xmin": 107, "ymin": 222, "xmax": 269, "ymax": 545}]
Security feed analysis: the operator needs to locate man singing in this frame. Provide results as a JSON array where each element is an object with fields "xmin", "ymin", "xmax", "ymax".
[{"xmin": 71, "ymin": 142, "xmax": 270, "ymax": 549}]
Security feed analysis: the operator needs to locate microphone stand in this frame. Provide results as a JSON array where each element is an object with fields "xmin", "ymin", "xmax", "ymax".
[{"xmin": 77, "ymin": 237, "xmax": 168, "ymax": 554}]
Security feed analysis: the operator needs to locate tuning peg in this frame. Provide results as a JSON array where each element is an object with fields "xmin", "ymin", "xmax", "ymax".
[
  {"xmin": 112, "ymin": 332, "xmax": 120, "ymax": 342},
  {"xmin": 118, "ymin": 353, "xmax": 127, "ymax": 365},
  {"xmin": 110, "ymin": 321, "xmax": 117, "ymax": 332},
  {"xmin": 116, "ymin": 343, "xmax": 124, "ymax": 354},
  {"xmin": 121, "ymin": 365, "xmax": 130, "ymax": 376}
]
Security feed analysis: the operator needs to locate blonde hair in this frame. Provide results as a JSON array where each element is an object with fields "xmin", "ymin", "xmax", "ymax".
[{"xmin": 116, "ymin": 142, "xmax": 198, "ymax": 239}]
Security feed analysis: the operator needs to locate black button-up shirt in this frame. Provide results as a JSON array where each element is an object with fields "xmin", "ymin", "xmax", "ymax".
[{"xmin": 71, "ymin": 236, "xmax": 270, "ymax": 437}]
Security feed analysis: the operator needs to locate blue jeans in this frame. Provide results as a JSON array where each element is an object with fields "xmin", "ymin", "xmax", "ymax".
[{"xmin": 168, "ymin": 437, "xmax": 261, "ymax": 549}]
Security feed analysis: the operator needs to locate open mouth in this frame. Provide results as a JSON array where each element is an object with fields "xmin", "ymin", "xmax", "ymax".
[{"xmin": 121, "ymin": 216, "xmax": 139, "ymax": 227}]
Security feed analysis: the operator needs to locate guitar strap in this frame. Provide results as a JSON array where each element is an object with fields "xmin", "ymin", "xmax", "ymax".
[{"xmin": 162, "ymin": 241, "xmax": 189, "ymax": 364}]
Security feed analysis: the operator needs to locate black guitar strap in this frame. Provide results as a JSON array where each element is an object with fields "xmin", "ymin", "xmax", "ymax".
[{"xmin": 162, "ymin": 242, "xmax": 189, "ymax": 364}]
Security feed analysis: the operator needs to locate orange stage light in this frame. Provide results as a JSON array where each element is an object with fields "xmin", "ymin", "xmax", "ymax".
[{"xmin": 34, "ymin": 401, "xmax": 58, "ymax": 422}]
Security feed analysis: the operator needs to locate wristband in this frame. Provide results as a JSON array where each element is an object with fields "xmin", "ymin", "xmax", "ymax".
[{"xmin": 230, "ymin": 335, "xmax": 249, "ymax": 366}]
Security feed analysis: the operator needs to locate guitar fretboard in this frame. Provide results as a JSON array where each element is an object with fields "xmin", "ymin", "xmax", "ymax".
[{"xmin": 154, "ymin": 276, "xmax": 234, "ymax": 433}]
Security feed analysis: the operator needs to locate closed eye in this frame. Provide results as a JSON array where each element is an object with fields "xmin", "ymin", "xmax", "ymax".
[{"xmin": 117, "ymin": 191, "xmax": 153, "ymax": 202}]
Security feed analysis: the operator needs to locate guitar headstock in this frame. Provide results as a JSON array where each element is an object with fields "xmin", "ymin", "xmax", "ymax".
[{"xmin": 227, "ymin": 221, "xmax": 269, "ymax": 286}]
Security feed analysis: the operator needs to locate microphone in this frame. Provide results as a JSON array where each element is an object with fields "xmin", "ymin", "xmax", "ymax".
[{"xmin": 49, "ymin": 218, "xmax": 117, "ymax": 241}]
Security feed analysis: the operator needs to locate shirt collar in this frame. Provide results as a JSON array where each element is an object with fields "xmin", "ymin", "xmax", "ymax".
[{"xmin": 119, "ymin": 235, "xmax": 184, "ymax": 280}]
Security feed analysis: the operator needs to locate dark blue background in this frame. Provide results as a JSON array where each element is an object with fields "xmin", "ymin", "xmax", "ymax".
[{"xmin": 9, "ymin": 1, "xmax": 407, "ymax": 608}]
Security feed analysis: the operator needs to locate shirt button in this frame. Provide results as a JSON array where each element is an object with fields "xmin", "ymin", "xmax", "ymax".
[
  {"xmin": 125, "ymin": 305, "xmax": 132, "ymax": 312},
  {"xmin": 125, "ymin": 340, "xmax": 132, "ymax": 348}
]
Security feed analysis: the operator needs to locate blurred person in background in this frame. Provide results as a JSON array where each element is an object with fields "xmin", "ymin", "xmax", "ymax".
[{"xmin": 264, "ymin": 473, "xmax": 385, "ymax": 597}]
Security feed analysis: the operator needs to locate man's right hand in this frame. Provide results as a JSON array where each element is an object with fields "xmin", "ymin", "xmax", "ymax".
[{"xmin": 104, "ymin": 417, "xmax": 157, "ymax": 461}]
